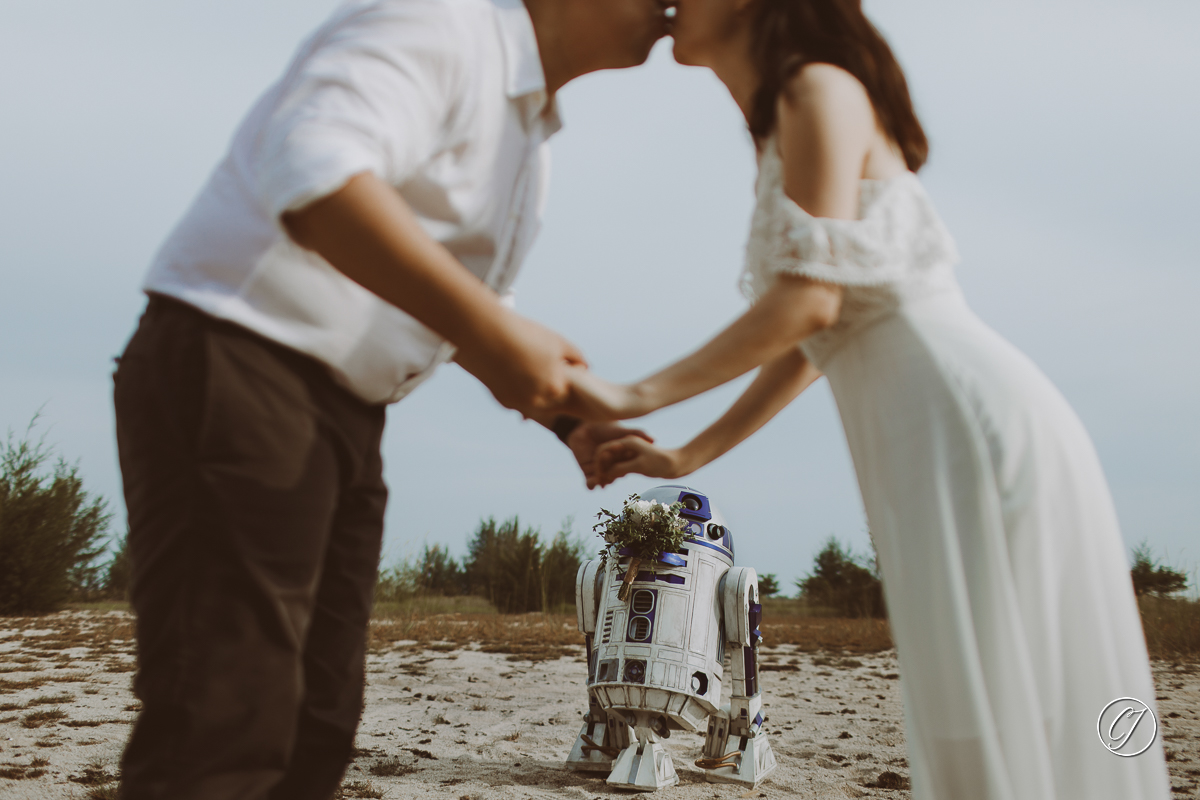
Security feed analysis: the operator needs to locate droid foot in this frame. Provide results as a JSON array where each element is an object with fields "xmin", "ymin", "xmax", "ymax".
[
  {"xmin": 696, "ymin": 729, "xmax": 777, "ymax": 788},
  {"xmin": 566, "ymin": 708, "xmax": 632, "ymax": 772},
  {"xmin": 566, "ymin": 728, "xmax": 620, "ymax": 772},
  {"xmin": 606, "ymin": 739, "xmax": 679, "ymax": 792}
]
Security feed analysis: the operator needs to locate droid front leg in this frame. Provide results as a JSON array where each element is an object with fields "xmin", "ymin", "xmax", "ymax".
[
  {"xmin": 566, "ymin": 692, "xmax": 635, "ymax": 771},
  {"xmin": 605, "ymin": 711, "xmax": 679, "ymax": 792},
  {"xmin": 698, "ymin": 566, "xmax": 777, "ymax": 788}
]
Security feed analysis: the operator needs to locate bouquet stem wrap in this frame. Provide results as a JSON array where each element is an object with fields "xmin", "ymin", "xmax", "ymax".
[{"xmin": 618, "ymin": 556, "xmax": 643, "ymax": 602}]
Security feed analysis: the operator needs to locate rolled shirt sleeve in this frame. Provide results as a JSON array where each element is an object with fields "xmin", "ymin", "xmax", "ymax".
[{"xmin": 253, "ymin": 1, "xmax": 466, "ymax": 218}]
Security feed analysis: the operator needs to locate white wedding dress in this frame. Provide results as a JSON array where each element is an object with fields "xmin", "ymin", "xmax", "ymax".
[{"xmin": 741, "ymin": 137, "xmax": 1170, "ymax": 800}]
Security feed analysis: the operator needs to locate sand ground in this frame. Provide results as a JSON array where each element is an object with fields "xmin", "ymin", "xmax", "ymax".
[{"xmin": 1, "ymin": 611, "xmax": 1197, "ymax": 799}]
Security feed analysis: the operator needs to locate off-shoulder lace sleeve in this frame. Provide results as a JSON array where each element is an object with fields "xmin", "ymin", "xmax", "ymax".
[{"xmin": 739, "ymin": 140, "xmax": 958, "ymax": 302}]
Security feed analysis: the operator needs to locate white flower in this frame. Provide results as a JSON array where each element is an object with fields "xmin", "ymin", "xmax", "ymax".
[{"xmin": 626, "ymin": 499, "xmax": 654, "ymax": 520}]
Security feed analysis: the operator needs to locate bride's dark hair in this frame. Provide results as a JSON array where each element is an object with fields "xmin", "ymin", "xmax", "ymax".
[{"xmin": 749, "ymin": 0, "xmax": 928, "ymax": 171}]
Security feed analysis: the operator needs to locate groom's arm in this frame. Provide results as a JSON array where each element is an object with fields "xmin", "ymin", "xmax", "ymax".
[
  {"xmin": 284, "ymin": 173, "xmax": 584, "ymax": 415},
  {"xmin": 258, "ymin": 6, "xmax": 582, "ymax": 416}
]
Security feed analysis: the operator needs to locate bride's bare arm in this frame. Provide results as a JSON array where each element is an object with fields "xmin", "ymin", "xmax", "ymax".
[
  {"xmin": 678, "ymin": 346, "xmax": 821, "ymax": 471},
  {"xmin": 560, "ymin": 274, "xmax": 838, "ymax": 422},
  {"xmin": 591, "ymin": 347, "xmax": 820, "ymax": 487},
  {"xmin": 629, "ymin": 277, "xmax": 837, "ymax": 416}
]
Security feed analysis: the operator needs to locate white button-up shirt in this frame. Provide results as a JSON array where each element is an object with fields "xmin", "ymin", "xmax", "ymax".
[{"xmin": 144, "ymin": 0, "xmax": 561, "ymax": 404}]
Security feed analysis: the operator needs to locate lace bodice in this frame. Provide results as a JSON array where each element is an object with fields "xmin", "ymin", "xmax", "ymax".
[{"xmin": 740, "ymin": 137, "xmax": 960, "ymax": 368}]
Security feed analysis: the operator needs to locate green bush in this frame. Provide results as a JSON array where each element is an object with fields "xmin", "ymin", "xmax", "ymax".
[
  {"xmin": 541, "ymin": 528, "xmax": 590, "ymax": 612},
  {"xmin": 1129, "ymin": 541, "xmax": 1189, "ymax": 597},
  {"xmin": 102, "ymin": 534, "xmax": 131, "ymax": 600},
  {"xmin": 0, "ymin": 422, "xmax": 111, "ymax": 614},
  {"xmin": 757, "ymin": 573, "xmax": 780, "ymax": 598},
  {"xmin": 463, "ymin": 516, "xmax": 545, "ymax": 613},
  {"xmin": 376, "ymin": 517, "xmax": 588, "ymax": 614},
  {"xmin": 795, "ymin": 536, "xmax": 886, "ymax": 619},
  {"xmin": 374, "ymin": 544, "xmax": 465, "ymax": 605},
  {"xmin": 374, "ymin": 560, "xmax": 419, "ymax": 606},
  {"xmin": 416, "ymin": 544, "xmax": 465, "ymax": 595}
]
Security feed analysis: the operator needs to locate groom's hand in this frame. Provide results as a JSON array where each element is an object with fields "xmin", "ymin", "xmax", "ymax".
[
  {"xmin": 566, "ymin": 422, "xmax": 654, "ymax": 489},
  {"xmin": 455, "ymin": 312, "xmax": 588, "ymax": 415}
]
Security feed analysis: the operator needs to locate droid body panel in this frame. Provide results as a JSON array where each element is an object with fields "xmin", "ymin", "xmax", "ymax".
[{"xmin": 566, "ymin": 486, "xmax": 777, "ymax": 791}]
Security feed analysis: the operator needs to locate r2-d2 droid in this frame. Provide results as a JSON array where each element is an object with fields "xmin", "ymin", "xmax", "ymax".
[{"xmin": 566, "ymin": 485, "xmax": 777, "ymax": 791}]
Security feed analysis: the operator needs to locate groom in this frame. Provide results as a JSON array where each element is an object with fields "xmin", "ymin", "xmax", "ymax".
[{"xmin": 112, "ymin": 0, "xmax": 669, "ymax": 797}]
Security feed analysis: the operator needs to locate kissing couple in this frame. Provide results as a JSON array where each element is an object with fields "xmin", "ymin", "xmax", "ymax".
[{"xmin": 113, "ymin": 0, "xmax": 1169, "ymax": 799}]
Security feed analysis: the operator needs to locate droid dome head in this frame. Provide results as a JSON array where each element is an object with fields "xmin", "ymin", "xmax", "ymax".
[{"xmin": 636, "ymin": 484, "xmax": 734, "ymax": 560}]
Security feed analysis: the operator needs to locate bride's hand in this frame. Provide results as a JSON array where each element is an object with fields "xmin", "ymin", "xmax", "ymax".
[
  {"xmin": 563, "ymin": 366, "xmax": 652, "ymax": 421},
  {"xmin": 591, "ymin": 436, "xmax": 688, "ymax": 488}
]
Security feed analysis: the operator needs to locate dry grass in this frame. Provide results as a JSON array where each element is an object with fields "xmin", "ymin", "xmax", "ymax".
[
  {"xmin": 21, "ymin": 707, "xmax": 68, "ymax": 728},
  {"xmin": 369, "ymin": 613, "xmax": 583, "ymax": 660},
  {"xmin": 337, "ymin": 780, "xmax": 384, "ymax": 798},
  {"xmin": 29, "ymin": 692, "xmax": 75, "ymax": 706},
  {"xmin": 0, "ymin": 595, "xmax": 1193, "ymax": 684},
  {"xmin": 1140, "ymin": 595, "xmax": 1200, "ymax": 660},
  {"xmin": 368, "ymin": 609, "xmax": 896, "ymax": 656},
  {"xmin": 69, "ymin": 759, "xmax": 120, "ymax": 786},
  {"xmin": 364, "ymin": 600, "xmax": 1192, "ymax": 658},
  {"xmin": 0, "ymin": 676, "xmax": 52, "ymax": 693},
  {"xmin": 0, "ymin": 762, "xmax": 48, "ymax": 780},
  {"xmin": 764, "ymin": 617, "xmax": 894, "ymax": 653},
  {"xmin": 368, "ymin": 757, "xmax": 417, "ymax": 777},
  {"xmin": 373, "ymin": 595, "xmax": 495, "ymax": 617}
]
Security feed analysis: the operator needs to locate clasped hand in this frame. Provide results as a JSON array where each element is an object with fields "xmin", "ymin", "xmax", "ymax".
[{"xmin": 556, "ymin": 366, "xmax": 684, "ymax": 489}]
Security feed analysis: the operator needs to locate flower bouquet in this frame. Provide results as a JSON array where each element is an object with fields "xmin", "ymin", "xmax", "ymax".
[{"xmin": 594, "ymin": 493, "xmax": 688, "ymax": 602}]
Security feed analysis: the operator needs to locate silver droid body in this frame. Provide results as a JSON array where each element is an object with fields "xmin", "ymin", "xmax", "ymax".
[{"xmin": 566, "ymin": 485, "xmax": 777, "ymax": 791}]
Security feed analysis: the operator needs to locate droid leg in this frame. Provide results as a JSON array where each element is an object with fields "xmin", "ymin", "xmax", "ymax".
[
  {"xmin": 698, "ymin": 567, "xmax": 777, "ymax": 788},
  {"xmin": 566, "ymin": 693, "xmax": 633, "ymax": 771},
  {"xmin": 606, "ymin": 716, "xmax": 679, "ymax": 792}
]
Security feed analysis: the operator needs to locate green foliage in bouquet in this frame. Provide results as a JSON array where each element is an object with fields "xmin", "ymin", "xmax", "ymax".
[{"xmin": 593, "ymin": 493, "xmax": 688, "ymax": 571}]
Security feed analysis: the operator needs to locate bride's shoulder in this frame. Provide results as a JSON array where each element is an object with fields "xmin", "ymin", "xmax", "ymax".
[
  {"xmin": 771, "ymin": 63, "xmax": 877, "ymax": 217},
  {"xmin": 777, "ymin": 63, "xmax": 875, "ymax": 124}
]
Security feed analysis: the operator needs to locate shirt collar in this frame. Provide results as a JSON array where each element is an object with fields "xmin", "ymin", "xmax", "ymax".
[{"xmin": 493, "ymin": 0, "xmax": 562, "ymax": 134}]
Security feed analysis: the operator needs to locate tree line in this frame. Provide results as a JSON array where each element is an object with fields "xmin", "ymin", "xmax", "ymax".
[
  {"xmin": 766, "ymin": 534, "xmax": 1195, "ymax": 619},
  {"xmin": 0, "ymin": 420, "xmax": 1193, "ymax": 616},
  {"xmin": 374, "ymin": 516, "xmax": 591, "ymax": 614}
]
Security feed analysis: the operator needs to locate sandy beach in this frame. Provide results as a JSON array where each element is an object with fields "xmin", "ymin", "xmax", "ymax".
[{"xmin": 1, "ymin": 610, "xmax": 1197, "ymax": 799}]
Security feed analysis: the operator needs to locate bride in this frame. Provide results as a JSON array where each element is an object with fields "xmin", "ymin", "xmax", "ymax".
[{"xmin": 565, "ymin": 0, "xmax": 1170, "ymax": 797}]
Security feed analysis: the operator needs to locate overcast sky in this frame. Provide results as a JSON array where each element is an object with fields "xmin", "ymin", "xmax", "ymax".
[{"xmin": 2, "ymin": 0, "xmax": 1197, "ymax": 592}]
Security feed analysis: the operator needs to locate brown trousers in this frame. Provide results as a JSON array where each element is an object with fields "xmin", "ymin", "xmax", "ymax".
[{"xmin": 114, "ymin": 296, "xmax": 387, "ymax": 800}]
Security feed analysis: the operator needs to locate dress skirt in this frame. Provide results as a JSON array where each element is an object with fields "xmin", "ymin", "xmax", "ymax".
[{"xmin": 821, "ymin": 288, "xmax": 1170, "ymax": 800}]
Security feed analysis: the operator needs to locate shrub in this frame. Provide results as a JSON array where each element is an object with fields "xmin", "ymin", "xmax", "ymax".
[
  {"xmin": 415, "ymin": 544, "xmax": 464, "ymax": 595},
  {"xmin": 101, "ymin": 534, "xmax": 131, "ymax": 600},
  {"xmin": 374, "ymin": 560, "xmax": 419, "ymax": 606},
  {"xmin": 795, "ymin": 537, "xmax": 885, "ymax": 619},
  {"xmin": 458, "ymin": 516, "xmax": 587, "ymax": 614},
  {"xmin": 758, "ymin": 573, "xmax": 780, "ymax": 598},
  {"xmin": 0, "ymin": 421, "xmax": 111, "ymax": 614},
  {"xmin": 463, "ymin": 516, "xmax": 544, "ymax": 613},
  {"xmin": 1129, "ymin": 541, "xmax": 1189, "ymax": 597},
  {"xmin": 541, "ymin": 526, "xmax": 589, "ymax": 612},
  {"xmin": 375, "ymin": 518, "xmax": 587, "ymax": 614}
]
